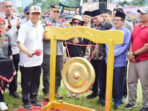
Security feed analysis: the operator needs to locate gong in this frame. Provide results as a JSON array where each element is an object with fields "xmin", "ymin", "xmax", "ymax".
[{"xmin": 62, "ymin": 57, "xmax": 95, "ymax": 94}]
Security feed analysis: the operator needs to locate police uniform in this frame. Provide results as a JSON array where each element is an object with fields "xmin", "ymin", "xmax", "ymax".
[{"xmin": 42, "ymin": 16, "xmax": 64, "ymax": 96}]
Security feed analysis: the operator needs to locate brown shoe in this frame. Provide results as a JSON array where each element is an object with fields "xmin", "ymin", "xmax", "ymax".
[{"xmin": 55, "ymin": 93, "xmax": 63, "ymax": 99}]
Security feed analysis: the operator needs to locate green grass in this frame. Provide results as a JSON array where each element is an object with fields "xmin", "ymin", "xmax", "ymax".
[{"xmin": 4, "ymin": 71, "xmax": 143, "ymax": 111}]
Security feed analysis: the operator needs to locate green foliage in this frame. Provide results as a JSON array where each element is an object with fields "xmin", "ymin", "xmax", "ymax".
[
  {"xmin": 61, "ymin": 0, "xmax": 80, "ymax": 6},
  {"xmin": 17, "ymin": 7, "xmax": 24, "ymax": 13},
  {"xmin": 109, "ymin": 0, "xmax": 146, "ymax": 6},
  {"xmin": 119, "ymin": 0, "xmax": 130, "ymax": 6},
  {"xmin": 5, "ymin": 71, "xmax": 143, "ymax": 111},
  {"xmin": 32, "ymin": 0, "xmax": 59, "ymax": 12},
  {"xmin": 130, "ymin": 0, "xmax": 146, "ymax": 6},
  {"xmin": 84, "ymin": 0, "xmax": 88, "ymax": 3}
]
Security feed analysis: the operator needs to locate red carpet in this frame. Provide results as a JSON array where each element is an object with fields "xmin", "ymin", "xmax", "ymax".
[
  {"xmin": 16, "ymin": 101, "xmax": 48, "ymax": 111},
  {"xmin": 16, "ymin": 101, "xmax": 68, "ymax": 111},
  {"xmin": 16, "ymin": 101, "xmax": 99, "ymax": 111}
]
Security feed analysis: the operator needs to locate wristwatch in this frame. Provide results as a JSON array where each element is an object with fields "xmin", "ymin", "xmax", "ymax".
[
  {"xmin": 133, "ymin": 52, "xmax": 137, "ymax": 57},
  {"xmin": 8, "ymin": 25, "xmax": 12, "ymax": 29}
]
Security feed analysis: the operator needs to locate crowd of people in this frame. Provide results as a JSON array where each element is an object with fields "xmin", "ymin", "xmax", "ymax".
[{"xmin": 0, "ymin": 0, "xmax": 148, "ymax": 111}]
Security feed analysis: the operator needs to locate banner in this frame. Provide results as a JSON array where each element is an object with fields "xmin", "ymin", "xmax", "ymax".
[
  {"xmin": 82, "ymin": 2, "xmax": 117, "ymax": 13},
  {"xmin": 124, "ymin": 5, "xmax": 143, "ymax": 15},
  {"xmin": 59, "ymin": 3, "xmax": 82, "ymax": 15}
]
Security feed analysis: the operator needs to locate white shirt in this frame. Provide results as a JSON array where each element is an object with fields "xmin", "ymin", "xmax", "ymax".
[
  {"xmin": 4, "ymin": 15, "xmax": 20, "ymax": 55},
  {"xmin": 17, "ymin": 20, "xmax": 44, "ymax": 67}
]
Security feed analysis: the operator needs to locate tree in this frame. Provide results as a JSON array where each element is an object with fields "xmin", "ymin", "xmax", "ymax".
[
  {"xmin": 17, "ymin": 7, "xmax": 24, "ymax": 13},
  {"xmin": 32, "ymin": 0, "xmax": 59, "ymax": 12},
  {"xmin": 119, "ymin": 0, "xmax": 130, "ymax": 6},
  {"xmin": 62, "ymin": 0, "xmax": 80, "ymax": 6},
  {"xmin": 130, "ymin": 0, "xmax": 145, "ymax": 6}
]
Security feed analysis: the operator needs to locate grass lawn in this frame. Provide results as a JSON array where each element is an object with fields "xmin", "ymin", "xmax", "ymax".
[{"xmin": 4, "ymin": 71, "xmax": 143, "ymax": 111}]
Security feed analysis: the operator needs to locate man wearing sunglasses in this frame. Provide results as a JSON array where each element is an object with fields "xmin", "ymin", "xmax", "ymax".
[
  {"xmin": 66, "ymin": 15, "xmax": 85, "ymax": 99},
  {"xmin": 22, "ymin": 6, "xmax": 30, "ymax": 24},
  {"xmin": 67, "ymin": 15, "xmax": 85, "ymax": 57},
  {"xmin": 42, "ymin": 4, "xmax": 64, "ymax": 101}
]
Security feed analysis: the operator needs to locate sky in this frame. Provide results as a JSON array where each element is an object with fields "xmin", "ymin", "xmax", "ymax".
[{"xmin": 0, "ymin": 0, "xmax": 33, "ymax": 8}]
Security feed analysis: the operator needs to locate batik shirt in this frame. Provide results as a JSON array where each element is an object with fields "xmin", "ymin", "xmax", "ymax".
[{"xmin": 91, "ymin": 21, "xmax": 112, "ymax": 60}]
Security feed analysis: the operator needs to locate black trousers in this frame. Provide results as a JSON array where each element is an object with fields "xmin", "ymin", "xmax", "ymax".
[
  {"xmin": 0, "ymin": 92, "xmax": 4, "ymax": 102},
  {"xmin": 9, "ymin": 54, "xmax": 19, "ymax": 92},
  {"xmin": 42, "ymin": 55, "xmax": 63, "ymax": 95},
  {"xmin": 0, "ymin": 82, "xmax": 6, "ymax": 102},
  {"xmin": 123, "ymin": 61, "xmax": 128, "ymax": 98},
  {"xmin": 91, "ymin": 59, "xmax": 107, "ymax": 99},
  {"xmin": 113, "ymin": 67, "xmax": 126, "ymax": 106},
  {"xmin": 20, "ymin": 66, "xmax": 41, "ymax": 104}
]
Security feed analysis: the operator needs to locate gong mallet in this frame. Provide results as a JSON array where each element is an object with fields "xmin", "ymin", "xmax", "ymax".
[{"xmin": 33, "ymin": 49, "xmax": 42, "ymax": 56}]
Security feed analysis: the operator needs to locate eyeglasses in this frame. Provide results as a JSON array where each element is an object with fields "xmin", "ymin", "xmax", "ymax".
[
  {"xmin": 72, "ymin": 21, "xmax": 82, "ymax": 25},
  {"xmin": 53, "ymin": 11, "xmax": 60, "ymax": 13},
  {"xmin": 114, "ymin": 19, "xmax": 122, "ymax": 22},
  {"xmin": 4, "ymin": 5, "xmax": 12, "ymax": 8},
  {"xmin": 26, "ymin": 12, "xmax": 29, "ymax": 15}
]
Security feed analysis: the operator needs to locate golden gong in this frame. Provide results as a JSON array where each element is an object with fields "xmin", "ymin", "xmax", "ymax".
[{"xmin": 62, "ymin": 57, "xmax": 95, "ymax": 94}]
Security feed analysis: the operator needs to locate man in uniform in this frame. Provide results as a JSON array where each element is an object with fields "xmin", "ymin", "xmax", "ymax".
[{"xmin": 42, "ymin": 5, "xmax": 64, "ymax": 100}]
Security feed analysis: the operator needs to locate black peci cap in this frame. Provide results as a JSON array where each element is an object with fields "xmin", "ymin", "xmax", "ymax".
[
  {"xmin": 90, "ymin": 9, "xmax": 101, "ymax": 17},
  {"xmin": 101, "ymin": 9, "xmax": 112, "ymax": 15},
  {"xmin": 83, "ymin": 11, "xmax": 91, "ymax": 16},
  {"xmin": 115, "ymin": 10, "xmax": 126, "ymax": 19}
]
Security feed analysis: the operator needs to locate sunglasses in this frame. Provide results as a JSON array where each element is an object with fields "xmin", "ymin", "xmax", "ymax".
[
  {"xmin": 26, "ymin": 12, "xmax": 29, "ymax": 15},
  {"xmin": 114, "ymin": 19, "xmax": 122, "ymax": 22},
  {"xmin": 53, "ymin": 11, "xmax": 60, "ymax": 13},
  {"xmin": 72, "ymin": 21, "xmax": 82, "ymax": 25}
]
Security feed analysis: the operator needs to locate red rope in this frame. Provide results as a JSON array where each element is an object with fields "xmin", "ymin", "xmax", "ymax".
[
  {"xmin": 0, "ymin": 71, "xmax": 16, "ymax": 94},
  {"xmin": 65, "ymin": 42, "xmax": 71, "ymax": 59},
  {"xmin": 0, "ymin": 71, "xmax": 16, "ymax": 83},
  {"xmin": 89, "ymin": 45, "xmax": 97, "ymax": 62},
  {"xmin": 0, "ymin": 87, "xmax": 3, "ymax": 94},
  {"xmin": 65, "ymin": 42, "xmax": 96, "ymax": 47},
  {"xmin": 65, "ymin": 42, "xmax": 97, "ymax": 62}
]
